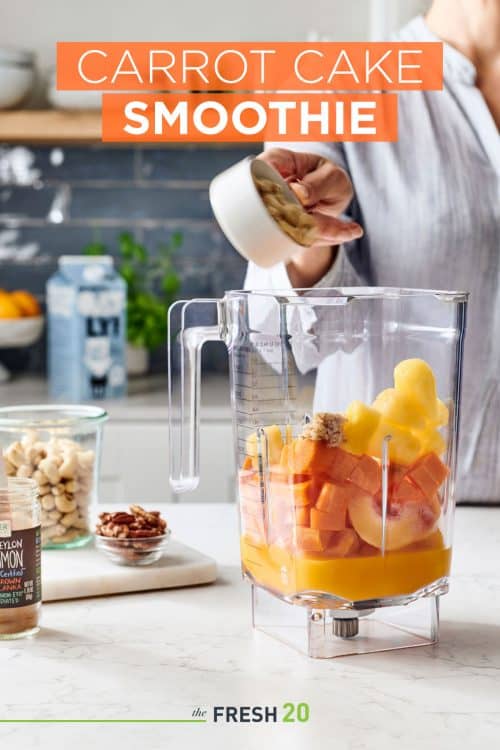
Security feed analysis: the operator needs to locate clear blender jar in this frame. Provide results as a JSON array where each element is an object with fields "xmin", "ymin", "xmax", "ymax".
[{"xmin": 168, "ymin": 288, "xmax": 468, "ymax": 658}]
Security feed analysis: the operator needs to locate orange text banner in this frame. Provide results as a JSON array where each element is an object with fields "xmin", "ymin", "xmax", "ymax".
[
  {"xmin": 101, "ymin": 93, "xmax": 399, "ymax": 143},
  {"xmin": 58, "ymin": 42, "xmax": 443, "ymax": 92}
]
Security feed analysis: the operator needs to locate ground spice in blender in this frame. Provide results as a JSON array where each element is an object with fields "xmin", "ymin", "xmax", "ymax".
[{"xmin": 301, "ymin": 413, "xmax": 346, "ymax": 447}]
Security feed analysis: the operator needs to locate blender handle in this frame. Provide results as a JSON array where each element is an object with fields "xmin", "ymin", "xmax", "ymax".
[{"xmin": 168, "ymin": 299, "xmax": 224, "ymax": 494}]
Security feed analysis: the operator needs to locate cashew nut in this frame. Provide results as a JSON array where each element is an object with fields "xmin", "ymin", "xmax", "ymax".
[
  {"xmin": 78, "ymin": 450, "xmax": 95, "ymax": 470},
  {"xmin": 72, "ymin": 515, "xmax": 90, "ymax": 530},
  {"xmin": 5, "ymin": 442, "xmax": 24, "ymax": 468},
  {"xmin": 38, "ymin": 458, "xmax": 60, "ymax": 485},
  {"xmin": 51, "ymin": 529, "xmax": 81, "ymax": 544},
  {"xmin": 43, "ymin": 523, "xmax": 65, "ymax": 538},
  {"xmin": 59, "ymin": 450, "xmax": 77, "ymax": 480},
  {"xmin": 41, "ymin": 495, "xmax": 56, "ymax": 511},
  {"xmin": 4, "ymin": 434, "xmax": 94, "ymax": 546},
  {"xmin": 4, "ymin": 459, "xmax": 16, "ymax": 476},
  {"xmin": 33, "ymin": 469, "xmax": 49, "ymax": 485},
  {"xmin": 16, "ymin": 464, "xmax": 33, "ymax": 479},
  {"xmin": 55, "ymin": 495, "xmax": 77, "ymax": 514},
  {"xmin": 61, "ymin": 510, "xmax": 79, "ymax": 528}
]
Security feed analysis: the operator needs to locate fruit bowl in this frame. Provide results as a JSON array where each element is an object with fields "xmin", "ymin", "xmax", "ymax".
[{"xmin": 0, "ymin": 316, "xmax": 45, "ymax": 347}]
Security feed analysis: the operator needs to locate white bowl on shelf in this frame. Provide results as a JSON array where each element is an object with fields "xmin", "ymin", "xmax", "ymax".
[
  {"xmin": 0, "ymin": 48, "xmax": 35, "ymax": 109},
  {"xmin": 47, "ymin": 74, "xmax": 103, "ymax": 110},
  {"xmin": 0, "ymin": 316, "xmax": 44, "ymax": 348}
]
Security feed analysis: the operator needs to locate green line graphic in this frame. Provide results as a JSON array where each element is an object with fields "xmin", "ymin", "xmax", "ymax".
[{"xmin": 0, "ymin": 719, "xmax": 207, "ymax": 724}]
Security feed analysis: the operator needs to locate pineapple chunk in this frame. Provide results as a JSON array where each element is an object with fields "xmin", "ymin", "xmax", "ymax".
[
  {"xmin": 421, "ymin": 428, "xmax": 447, "ymax": 456},
  {"xmin": 393, "ymin": 358, "xmax": 438, "ymax": 421},
  {"xmin": 246, "ymin": 425, "xmax": 283, "ymax": 467},
  {"xmin": 343, "ymin": 400, "xmax": 380, "ymax": 455},
  {"xmin": 372, "ymin": 388, "xmax": 427, "ymax": 430},
  {"xmin": 367, "ymin": 420, "xmax": 422, "ymax": 465},
  {"xmin": 434, "ymin": 399, "xmax": 449, "ymax": 428}
]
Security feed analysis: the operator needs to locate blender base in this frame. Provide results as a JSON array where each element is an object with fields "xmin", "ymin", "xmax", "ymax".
[{"xmin": 251, "ymin": 585, "xmax": 440, "ymax": 659}]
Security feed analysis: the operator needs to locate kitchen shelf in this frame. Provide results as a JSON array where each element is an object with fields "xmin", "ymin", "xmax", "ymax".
[
  {"xmin": 0, "ymin": 110, "xmax": 256, "ymax": 148},
  {"xmin": 0, "ymin": 110, "xmax": 102, "ymax": 144}
]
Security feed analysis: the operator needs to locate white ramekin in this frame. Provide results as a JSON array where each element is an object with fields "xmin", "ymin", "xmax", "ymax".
[{"xmin": 209, "ymin": 157, "xmax": 306, "ymax": 269}]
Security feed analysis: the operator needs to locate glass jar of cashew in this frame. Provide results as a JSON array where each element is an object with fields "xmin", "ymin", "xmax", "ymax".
[
  {"xmin": 0, "ymin": 406, "xmax": 108, "ymax": 549},
  {"xmin": 0, "ymin": 478, "xmax": 41, "ymax": 639}
]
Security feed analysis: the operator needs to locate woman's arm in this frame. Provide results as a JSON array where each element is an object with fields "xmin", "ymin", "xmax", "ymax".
[{"xmin": 254, "ymin": 146, "xmax": 363, "ymax": 288}]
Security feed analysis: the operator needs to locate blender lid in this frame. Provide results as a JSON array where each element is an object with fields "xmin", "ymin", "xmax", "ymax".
[{"xmin": 226, "ymin": 287, "xmax": 470, "ymax": 303}]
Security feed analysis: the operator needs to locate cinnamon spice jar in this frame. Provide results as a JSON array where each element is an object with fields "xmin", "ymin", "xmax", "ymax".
[{"xmin": 0, "ymin": 478, "xmax": 41, "ymax": 639}]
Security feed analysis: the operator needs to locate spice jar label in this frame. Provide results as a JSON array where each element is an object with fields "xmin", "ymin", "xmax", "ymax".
[{"xmin": 0, "ymin": 526, "xmax": 42, "ymax": 609}]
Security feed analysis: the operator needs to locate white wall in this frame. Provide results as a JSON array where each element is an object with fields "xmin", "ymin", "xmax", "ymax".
[
  {"xmin": 371, "ymin": 0, "xmax": 430, "ymax": 39},
  {"xmin": 1, "ymin": 0, "xmax": 431, "ymax": 73}
]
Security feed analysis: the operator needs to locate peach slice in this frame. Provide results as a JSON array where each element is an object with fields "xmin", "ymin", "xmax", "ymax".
[
  {"xmin": 310, "ymin": 505, "xmax": 346, "ymax": 532},
  {"xmin": 348, "ymin": 492, "xmax": 440, "ymax": 551},
  {"xmin": 358, "ymin": 541, "xmax": 381, "ymax": 557},
  {"xmin": 325, "ymin": 529, "xmax": 360, "ymax": 557},
  {"xmin": 295, "ymin": 527, "xmax": 332, "ymax": 553}
]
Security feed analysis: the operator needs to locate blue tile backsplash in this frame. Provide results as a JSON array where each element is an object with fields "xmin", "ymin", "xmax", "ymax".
[{"xmin": 0, "ymin": 144, "xmax": 258, "ymax": 374}]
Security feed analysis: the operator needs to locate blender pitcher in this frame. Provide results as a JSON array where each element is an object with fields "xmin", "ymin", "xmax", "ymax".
[{"xmin": 168, "ymin": 287, "xmax": 467, "ymax": 658}]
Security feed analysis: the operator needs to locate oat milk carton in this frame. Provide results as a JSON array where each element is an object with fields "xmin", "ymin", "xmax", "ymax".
[{"xmin": 47, "ymin": 256, "xmax": 127, "ymax": 400}]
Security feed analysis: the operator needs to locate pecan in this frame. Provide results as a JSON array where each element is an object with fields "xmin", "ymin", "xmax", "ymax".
[
  {"xmin": 96, "ymin": 505, "xmax": 167, "ymax": 540},
  {"xmin": 128, "ymin": 529, "xmax": 160, "ymax": 538},
  {"xmin": 109, "ymin": 513, "xmax": 136, "ymax": 525}
]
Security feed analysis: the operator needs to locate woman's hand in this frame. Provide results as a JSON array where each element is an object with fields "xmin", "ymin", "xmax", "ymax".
[{"xmin": 258, "ymin": 148, "xmax": 363, "ymax": 287}]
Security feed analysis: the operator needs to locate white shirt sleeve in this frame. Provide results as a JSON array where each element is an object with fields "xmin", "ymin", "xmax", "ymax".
[{"xmin": 244, "ymin": 245, "xmax": 344, "ymax": 292}]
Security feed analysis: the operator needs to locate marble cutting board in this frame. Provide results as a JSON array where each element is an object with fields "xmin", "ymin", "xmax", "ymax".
[{"xmin": 41, "ymin": 539, "xmax": 217, "ymax": 601}]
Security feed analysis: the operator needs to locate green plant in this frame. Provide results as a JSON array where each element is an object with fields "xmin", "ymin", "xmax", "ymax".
[{"xmin": 84, "ymin": 231, "xmax": 182, "ymax": 350}]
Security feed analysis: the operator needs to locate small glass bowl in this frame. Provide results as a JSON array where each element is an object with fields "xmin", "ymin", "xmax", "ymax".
[{"xmin": 94, "ymin": 529, "xmax": 171, "ymax": 566}]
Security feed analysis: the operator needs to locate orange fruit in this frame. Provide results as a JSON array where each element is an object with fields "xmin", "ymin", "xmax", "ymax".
[
  {"xmin": 0, "ymin": 293, "xmax": 23, "ymax": 319},
  {"xmin": 9, "ymin": 290, "xmax": 41, "ymax": 317}
]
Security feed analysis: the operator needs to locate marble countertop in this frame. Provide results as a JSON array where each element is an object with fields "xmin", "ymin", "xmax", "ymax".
[
  {"xmin": 1, "ymin": 504, "xmax": 499, "ymax": 750},
  {"xmin": 0, "ymin": 374, "xmax": 232, "ymax": 421}
]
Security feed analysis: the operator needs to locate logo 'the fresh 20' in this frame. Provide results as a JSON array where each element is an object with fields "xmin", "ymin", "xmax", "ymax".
[{"xmin": 212, "ymin": 702, "xmax": 310, "ymax": 723}]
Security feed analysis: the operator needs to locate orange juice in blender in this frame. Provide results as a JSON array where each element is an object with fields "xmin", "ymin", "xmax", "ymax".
[{"xmin": 169, "ymin": 288, "xmax": 467, "ymax": 657}]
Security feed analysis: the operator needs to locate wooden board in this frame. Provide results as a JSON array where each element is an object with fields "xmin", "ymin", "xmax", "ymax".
[
  {"xmin": 0, "ymin": 110, "xmax": 102, "ymax": 143},
  {"xmin": 42, "ymin": 538, "xmax": 217, "ymax": 601}
]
